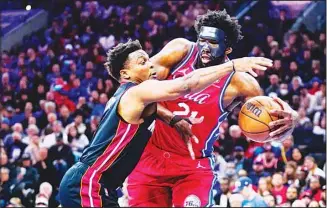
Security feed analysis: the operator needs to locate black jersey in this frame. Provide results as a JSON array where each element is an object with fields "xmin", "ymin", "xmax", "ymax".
[{"xmin": 79, "ymin": 82, "xmax": 156, "ymax": 190}]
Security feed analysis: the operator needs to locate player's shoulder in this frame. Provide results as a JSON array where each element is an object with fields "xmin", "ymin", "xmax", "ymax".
[
  {"xmin": 166, "ymin": 38, "xmax": 194, "ymax": 51},
  {"xmin": 168, "ymin": 38, "xmax": 194, "ymax": 46}
]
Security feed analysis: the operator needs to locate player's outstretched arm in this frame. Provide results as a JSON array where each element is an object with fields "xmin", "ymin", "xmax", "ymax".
[{"xmin": 129, "ymin": 57, "xmax": 272, "ymax": 105}]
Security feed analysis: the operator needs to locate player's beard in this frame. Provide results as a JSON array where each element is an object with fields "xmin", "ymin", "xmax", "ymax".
[{"xmin": 197, "ymin": 55, "xmax": 225, "ymax": 68}]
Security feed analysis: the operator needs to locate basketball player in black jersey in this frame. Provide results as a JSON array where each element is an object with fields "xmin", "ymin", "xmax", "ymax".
[{"xmin": 58, "ymin": 39, "xmax": 272, "ymax": 207}]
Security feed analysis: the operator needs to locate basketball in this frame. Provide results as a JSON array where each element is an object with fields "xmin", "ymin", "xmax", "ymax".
[{"xmin": 238, "ymin": 96, "xmax": 283, "ymax": 143}]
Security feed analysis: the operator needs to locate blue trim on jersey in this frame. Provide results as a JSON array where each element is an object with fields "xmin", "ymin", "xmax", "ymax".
[
  {"xmin": 201, "ymin": 70, "xmax": 235, "ymax": 157},
  {"xmin": 171, "ymin": 44, "xmax": 195, "ymax": 74},
  {"xmin": 219, "ymin": 70, "xmax": 235, "ymax": 113},
  {"xmin": 201, "ymin": 112, "xmax": 228, "ymax": 157},
  {"xmin": 206, "ymin": 155, "xmax": 217, "ymax": 207}
]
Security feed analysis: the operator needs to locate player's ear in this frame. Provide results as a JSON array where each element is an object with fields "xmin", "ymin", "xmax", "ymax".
[
  {"xmin": 120, "ymin": 69, "xmax": 130, "ymax": 80},
  {"xmin": 225, "ymin": 47, "xmax": 233, "ymax": 55}
]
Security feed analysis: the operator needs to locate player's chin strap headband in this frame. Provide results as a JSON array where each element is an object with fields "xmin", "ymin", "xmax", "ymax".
[{"xmin": 197, "ymin": 26, "xmax": 227, "ymax": 59}]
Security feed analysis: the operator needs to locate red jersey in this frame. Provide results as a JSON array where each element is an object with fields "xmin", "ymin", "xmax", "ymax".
[
  {"xmin": 150, "ymin": 43, "xmax": 235, "ymax": 159},
  {"xmin": 271, "ymin": 186, "xmax": 288, "ymax": 205}
]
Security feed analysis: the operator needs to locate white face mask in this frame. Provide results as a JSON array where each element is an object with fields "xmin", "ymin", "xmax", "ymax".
[{"xmin": 280, "ymin": 89, "xmax": 288, "ymax": 95}]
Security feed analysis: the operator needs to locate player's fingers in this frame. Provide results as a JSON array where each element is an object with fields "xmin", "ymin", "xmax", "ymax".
[
  {"xmin": 248, "ymin": 69, "xmax": 258, "ymax": 77},
  {"xmin": 269, "ymin": 125, "xmax": 289, "ymax": 138},
  {"xmin": 253, "ymin": 64, "xmax": 267, "ymax": 71},
  {"xmin": 254, "ymin": 57, "xmax": 273, "ymax": 67},
  {"xmin": 258, "ymin": 57, "xmax": 273, "ymax": 63},
  {"xmin": 269, "ymin": 109, "xmax": 291, "ymax": 118},
  {"xmin": 187, "ymin": 140, "xmax": 195, "ymax": 160},
  {"xmin": 191, "ymin": 135, "xmax": 199, "ymax": 144},
  {"xmin": 269, "ymin": 118, "xmax": 291, "ymax": 128}
]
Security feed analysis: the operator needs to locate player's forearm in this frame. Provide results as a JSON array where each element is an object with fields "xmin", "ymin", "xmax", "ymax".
[
  {"xmin": 178, "ymin": 61, "xmax": 234, "ymax": 94},
  {"xmin": 157, "ymin": 104, "xmax": 174, "ymax": 125}
]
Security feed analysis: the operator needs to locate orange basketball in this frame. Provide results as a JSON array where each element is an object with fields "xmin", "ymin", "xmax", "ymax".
[{"xmin": 238, "ymin": 96, "xmax": 283, "ymax": 143}]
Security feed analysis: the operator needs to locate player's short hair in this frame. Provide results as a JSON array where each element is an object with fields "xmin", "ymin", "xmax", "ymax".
[
  {"xmin": 194, "ymin": 9, "xmax": 243, "ymax": 48},
  {"xmin": 104, "ymin": 39, "xmax": 142, "ymax": 82}
]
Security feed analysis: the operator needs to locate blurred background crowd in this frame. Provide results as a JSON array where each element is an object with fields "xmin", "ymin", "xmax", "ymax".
[{"xmin": 0, "ymin": 0, "xmax": 326, "ymax": 207}]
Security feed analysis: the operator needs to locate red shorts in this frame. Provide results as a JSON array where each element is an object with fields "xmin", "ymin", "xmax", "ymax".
[{"xmin": 127, "ymin": 142, "xmax": 217, "ymax": 207}]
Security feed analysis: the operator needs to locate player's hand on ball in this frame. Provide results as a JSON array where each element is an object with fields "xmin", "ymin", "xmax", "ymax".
[
  {"xmin": 268, "ymin": 97, "xmax": 299, "ymax": 140},
  {"xmin": 232, "ymin": 57, "xmax": 273, "ymax": 77},
  {"xmin": 174, "ymin": 117, "xmax": 203, "ymax": 160}
]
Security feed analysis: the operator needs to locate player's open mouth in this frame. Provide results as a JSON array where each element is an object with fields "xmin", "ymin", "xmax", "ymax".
[{"xmin": 201, "ymin": 53, "xmax": 211, "ymax": 63}]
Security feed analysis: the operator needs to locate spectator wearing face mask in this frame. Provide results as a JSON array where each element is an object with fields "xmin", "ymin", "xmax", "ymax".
[
  {"xmin": 271, "ymin": 172, "xmax": 288, "ymax": 205},
  {"xmin": 277, "ymin": 83, "xmax": 292, "ymax": 104},
  {"xmin": 233, "ymin": 177, "xmax": 267, "ymax": 207},
  {"xmin": 248, "ymin": 158, "xmax": 270, "ymax": 186}
]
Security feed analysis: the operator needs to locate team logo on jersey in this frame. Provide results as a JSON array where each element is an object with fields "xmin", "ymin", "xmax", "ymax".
[
  {"xmin": 184, "ymin": 195, "xmax": 201, "ymax": 207},
  {"xmin": 184, "ymin": 91, "xmax": 211, "ymax": 104}
]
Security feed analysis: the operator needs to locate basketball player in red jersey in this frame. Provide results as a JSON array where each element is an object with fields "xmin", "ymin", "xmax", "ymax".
[{"xmin": 127, "ymin": 10, "xmax": 299, "ymax": 207}]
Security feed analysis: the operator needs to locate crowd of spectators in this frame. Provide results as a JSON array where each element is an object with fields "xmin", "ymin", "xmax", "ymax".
[{"xmin": 0, "ymin": 0, "xmax": 325, "ymax": 207}]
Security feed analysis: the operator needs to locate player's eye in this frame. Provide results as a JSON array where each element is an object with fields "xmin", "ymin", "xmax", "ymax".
[
  {"xmin": 209, "ymin": 42, "xmax": 218, "ymax": 48},
  {"xmin": 199, "ymin": 39, "xmax": 205, "ymax": 45}
]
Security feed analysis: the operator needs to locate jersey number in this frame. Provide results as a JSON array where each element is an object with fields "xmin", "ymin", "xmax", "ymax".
[{"xmin": 173, "ymin": 102, "xmax": 204, "ymax": 120}]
